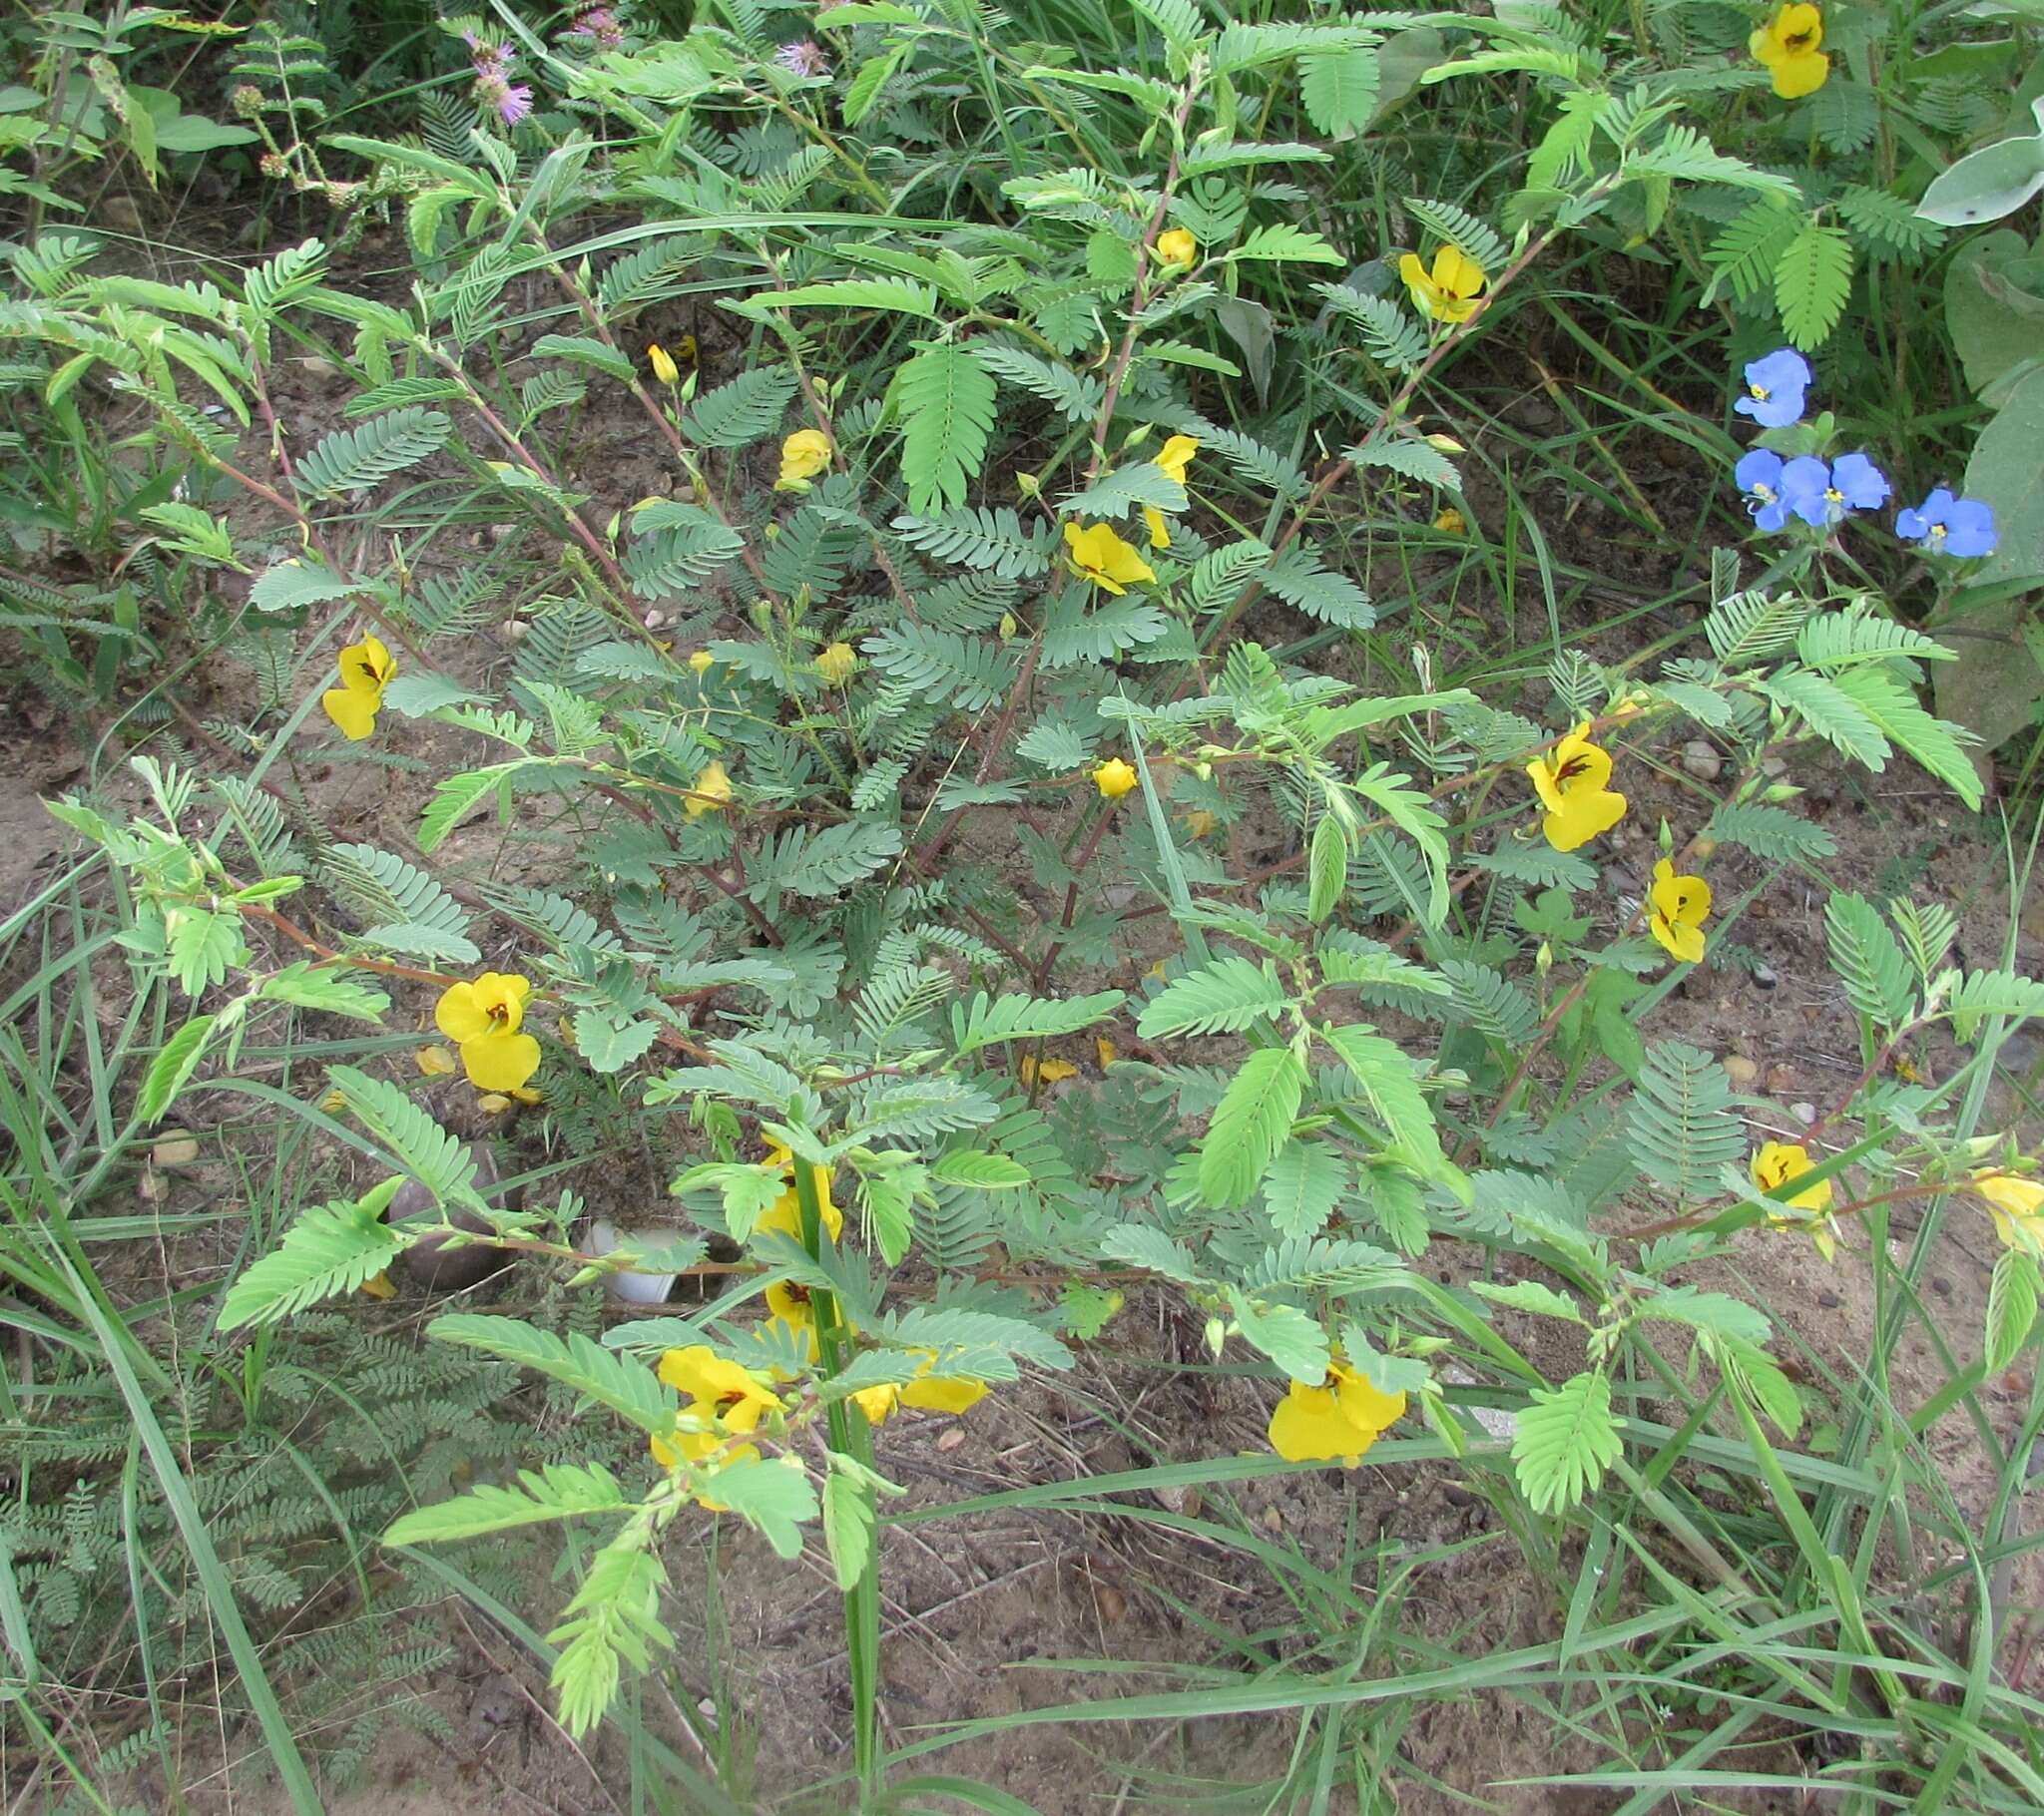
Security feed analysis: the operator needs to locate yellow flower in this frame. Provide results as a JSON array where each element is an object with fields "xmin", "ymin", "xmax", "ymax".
[
  {"xmin": 1142, "ymin": 433, "xmax": 1200, "ymax": 548},
  {"xmin": 1525, "ymin": 724, "xmax": 1627, "ymax": 852},
  {"xmin": 1647, "ymin": 858, "xmax": 1712, "ymax": 965},
  {"xmin": 648, "ymin": 341, "xmax": 680, "ymax": 384},
  {"xmin": 1064, "ymin": 520, "xmax": 1156, "ymax": 595},
  {"xmin": 1750, "ymin": 4, "xmax": 1828, "ymax": 99},
  {"xmin": 1754, "ymin": 1141, "xmax": 1837, "ymax": 1260},
  {"xmin": 1398, "ymin": 244, "xmax": 1487, "ymax": 324},
  {"xmin": 359, "ymin": 1269, "xmax": 398, "ymax": 1300},
  {"xmin": 854, "ymin": 1349, "xmax": 990, "ymax": 1425},
  {"xmin": 1973, "ymin": 1170, "xmax": 2044, "ymax": 1254},
  {"xmin": 1753, "ymin": 1141, "xmax": 1831, "ymax": 1211},
  {"xmin": 766, "ymin": 1277, "xmax": 820, "ymax": 1359},
  {"xmin": 753, "ymin": 1143, "xmax": 843, "ymax": 1244},
  {"xmin": 433, "ymin": 972, "xmax": 541, "ymax": 1092},
  {"xmin": 651, "ymin": 1346, "xmax": 779, "ymax": 1487},
  {"xmin": 1156, "ymin": 228, "xmax": 1198, "ymax": 269},
  {"xmin": 688, "ymin": 649, "xmax": 715, "ymax": 674},
  {"xmin": 415, "ymin": 1044, "xmax": 458, "ymax": 1078},
  {"xmin": 814, "ymin": 641, "xmax": 858, "ymax": 686},
  {"xmin": 1094, "ymin": 756, "xmax": 1138, "ymax": 799},
  {"xmin": 776, "ymin": 429, "xmax": 832, "ymax": 488},
  {"xmin": 320, "ymin": 635, "xmax": 396, "ymax": 741},
  {"xmin": 1433, "ymin": 507, "xmax": 1466, "ymax": 536},
  {"xmin": 1268, "ymin": 1363, "xmax": 1406, "ymax": 1466},
  {"xmin": 687, "ymin": 759, "xmax": 732, "ymax": 818}
]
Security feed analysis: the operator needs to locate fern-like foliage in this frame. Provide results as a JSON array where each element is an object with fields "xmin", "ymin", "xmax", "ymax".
[
  {"xmin": 294, "ymin": 408, "xmax": 451, "ymax": 497},
  {"xmin": 893, "ymin": 343, "xmax": 998, "ymax": 513},
  {"xmin": 1626, "ymin": 1041, "xmax": 1744, "ymax": 1201}
]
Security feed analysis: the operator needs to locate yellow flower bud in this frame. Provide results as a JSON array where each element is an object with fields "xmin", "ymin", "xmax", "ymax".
[
  {"xmin": 648, "ymin": 342, "xmax": 679, "ymax": 385},
  {"xmin": 814, "ymin": 641, "xmax": 857, "ymax": 686},
  {"xmin": 1157, "ymin": 228, "xmax": 1198, "ymax": 269},
  {"xmin": 1093, "ymin": 757, "xmax": 1138, "ymax": 799}
]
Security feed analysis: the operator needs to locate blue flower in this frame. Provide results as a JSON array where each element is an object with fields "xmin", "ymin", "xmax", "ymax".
[
  {"xmin": 1734, "ymin": 348, "xmax": 1812, "ymax": 428},
  {"xmin": 1735, "ymin": 448, "xmax": 1791, "ymax": 532},
  {"xmin": 1783, "ymin": 451, "xmax": 1888, "ymax": 527},
  {"xmin": 1896, "ymin": 488, "xmax": 1997, "ymax": 559}
]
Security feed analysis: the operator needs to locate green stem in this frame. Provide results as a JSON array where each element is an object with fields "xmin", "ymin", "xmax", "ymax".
[{"xmin": 792, "ymin": 1153, "xmax": 882, "ymax": 1804}]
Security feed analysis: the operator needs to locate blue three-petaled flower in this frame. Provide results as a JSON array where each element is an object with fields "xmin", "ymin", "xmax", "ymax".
[
  {"xmin": 1734, "ymin": 348, "xmax": 1812, "ymax": 428},
  {"xmin": 1896, "ymin": 488, "xmax": 1998, "ymax": 559},
  {"xmin": 1780, "ymin": 451, "xmax": 1889, "ymax": 528},
  {"xmin": 1735, "ymin": 449, "xmax": 1792, "ymax": 532}
]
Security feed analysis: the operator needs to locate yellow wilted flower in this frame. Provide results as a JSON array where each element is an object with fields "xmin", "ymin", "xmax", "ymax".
[
  {"xmin": 1143, "ymin": 433, "xmax": 1200, "ymax": 549},
  {"xmin": 814, "ymin": 641, "xmax": 857, "ymax": 685},
  {"xmin": 1433, "ymin": 507, "xmax": 1466, "ymax": 536},
  {"xmin": 1095, "ymin": 1036, "xmax": 1119, "ymax": 1070},
  {"xmin": 1268, "ymin": 1363, "xmax": 1405, "ymax": 1465},
  {"xmin": 648, "ymin": 341, "xmax": 680, "ymax": 384},
  {"xmin": 321, "ymin": 635, "xmax": 396, "ymax": 741},
  {"xmin": 688, "ymin": 649, "xmax": 715, "ymax": 674},
  {"xmin": 1525, "ymin": 724, "xmax": 1627, "ymax": 852},
  {"xmin": 776, "ymin": 429, "xmax": 831, "ymax": 488},
  {"xmin": 687, "ymin": 759, "xmax": 732, "ymax": 817},
  {"xmin": 1094, "ymin": 756, "xmax": 1138, "ymax": 799},
  {"xmin": 434, "ymin": 972, "xmax": 541, "ymax": 1092},
  {"xmin": 1646, "ymin": 859, "xmax": 1712, "ymax": 964},
  {"xmin": 1020, "ymin": 1055, "xmax": 1079, "ymax": 1088},
  {"xmin": 1156, "ymin": 228, "xmax": 1198, "ymax": 269},
  {"xmin": 1750, "ymin": 4, "xmax": 1828, "ymax": 99},
  {"xmin": 1064, "ymin": 521, "xmax": 1156, "ymax": 595},
  {"xmin": 415, "ymin": 1044, "xmax": 458, "ymax": 1078},
  {"xmin": 1398, "ymin": 244, "xmax": 1487, "ymax": 324},
  {"xmin": 476, "ymin": 1093, "xmax": 513, "ymax": 1114},
  {"xmin": 359, "ymin": 1269, "xmax": 398, "ymax": 1300}
]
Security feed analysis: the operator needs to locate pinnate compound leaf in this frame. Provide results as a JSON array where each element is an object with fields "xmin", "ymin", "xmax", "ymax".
[
  {"xmin": 895, "ymin": 343, "xmax": 998, "ymax": 514},
  {"xmin": 218, "ymin": 1178, "xmax": 406, "ymax": 1329},
  {"xmin": 428, "ymin": 1313, "xmax": 677, "ymax": 1435},
  {"xmin": 384, "ymin": 1463, "xmax": 630, "ymax": 1546},
  {"xmin": 1511, "ymin": 1370, "xmax": 1621, "ymax": 1513},
  {"xmin": 1199, "ymin": 1047, "xmax": 1306, "ymax": 1207},
  {"xmin": 1137, "ymin": 956, "xmax": 1287, "ymax": 1038}
]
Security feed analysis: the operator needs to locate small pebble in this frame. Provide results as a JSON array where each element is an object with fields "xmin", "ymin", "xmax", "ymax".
[
  {"xmin": 152, "ymin": 1133, "xmax": 201, "ymax": 1167},
  {"xmin": 1681, "ymin": 739, "xmax": 1723, "ymax": 782},
  {"xmin": 1791, "ymin": 1102, "xmax": 1818, "ymax": 1126},
  {"xmin": 1752, "ymin": 962, "xmax": 1779, "ymax": 990},
  {"xmin": 1931, "ymin": 1276, "xmax": 1953, "ymax": 1298},
  {"xmin": 1762, "ymin": 756, "xmax": 1789, "ymax": 778},
  {"xmin": 1721, "ymin": 1054, "xmax": 1759, "ymax": 1090},
  {"xmin": 503, "ymin": 620, "xmax": 529, "ymax": 642},
  {"xmin": 1262, "ymin": 1505, "xmax": 1283, "ymax": 1533},
  {"xmin": 1817, "ymin": 1291, "xmax": 1843, "ymax": 1310}
]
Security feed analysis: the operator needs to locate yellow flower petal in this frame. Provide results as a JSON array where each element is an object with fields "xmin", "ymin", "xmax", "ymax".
[
  {"xmin": 434, "ymin": 981, "xmax": 490, "ymax": 1044},
  {"xmin": 900, "ymin": 1374, "xmax": 988, "ymax": 1414},
  {"xmin": 359, "ymin": 1269, "xmax": 398, "ymax": 1300},
  {"xmin": 460, "ymin": 1030, "xmax": 541, "ymax": 1093},
  {"xmin": 1153, "ymin": 434, "xmax": 1199, "ymax": 486},
  {"xmin": 1975, "ymin": 1170, "xmax": 2044, "ymax": 1252},
  {"xmin": 415, "ymin": 1044, "xmax": 458, "ymax": 1078},
  {"xmin": 1143, "ymin": 504, "xmax": 1170, "ymax": 550},
  {"xmin": 321, "ymin": 685, "xmax": 380, "ymax": 740}
]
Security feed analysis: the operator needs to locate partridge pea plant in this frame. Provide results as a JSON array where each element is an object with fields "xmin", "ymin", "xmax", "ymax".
[{"xmin": 7, "ymin": 2, "xmax": 2043, "ymax": 1807}]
